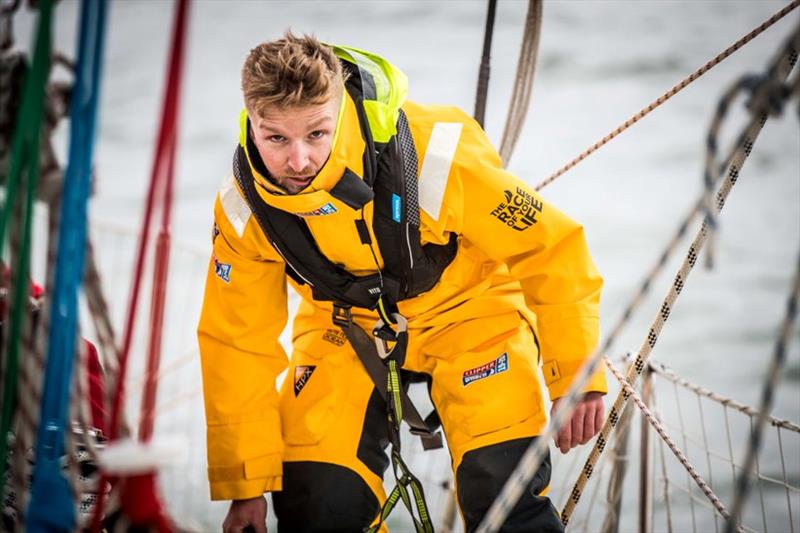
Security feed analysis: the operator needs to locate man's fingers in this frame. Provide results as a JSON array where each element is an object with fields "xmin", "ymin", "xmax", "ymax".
[
  {"xmin": 559, "ymin": 420, "xmax": 572, "ymax": 454},
  {"xmin": 571, "ymin": 405, "xmax": 585, "ymax": 446},
  {"xmin": 595, "ymin": 400, "xmax": 605, "ymax": 433},
  {"xmin": 581, "ymin": 404, "xmax": 596, "ymax": 444}
]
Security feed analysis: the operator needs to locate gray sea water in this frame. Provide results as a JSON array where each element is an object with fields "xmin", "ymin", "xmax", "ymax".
[{"xmin": 12, "ymin": 0, "xmax": 800, "ymax": 531}]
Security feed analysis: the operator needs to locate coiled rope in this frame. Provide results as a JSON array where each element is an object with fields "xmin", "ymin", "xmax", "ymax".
[
  {"xmin": 534, "ymin": 0, "xmax": 799, "ymax": 191},
  {"xmin": 475, "ymin": 25, "xmax": 798, "ymax": 533}
]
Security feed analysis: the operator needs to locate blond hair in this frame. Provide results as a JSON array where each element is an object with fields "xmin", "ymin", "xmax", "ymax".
[{"xmin": 241, "ymin": 31, "xmax": 346, "ymax": 116}]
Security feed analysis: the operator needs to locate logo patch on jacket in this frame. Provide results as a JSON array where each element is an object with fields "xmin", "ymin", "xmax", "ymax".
[
  {"xmin": 296, "ymin": 202, "xmax": 337, "ymax": 218},
  {"xmin": 213, "ymin": 256, "xmax": 231, "ymax": 283},
  {"xmin": 322, "ymin": 329, "xmax": 346, "ymax": 346},
  {"xmin": 489, "ymin": 188, "xmax": 543, "ymax": 231},
  {"xmin": 462, "ymin": 352, "xmax": 508, "ymax": 386},
  {"xmin": 294, "ymin": 365, "xmax": 316, "ymax": 396}
]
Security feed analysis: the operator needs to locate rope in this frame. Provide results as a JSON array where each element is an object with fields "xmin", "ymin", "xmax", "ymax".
[
  {"xmin": 560, "ymin": 35, "xmax": 798, "ymax": 527},
  {"xmin": 27, "ymin": 0, "xmax": 108, "ymax": 529},
  {"xmin": 498, "ymin": 0, "xmax": 542, "ymax": 166},
  {"xmin": 725, "ymin": 249, "xmax": 800, "ymax": 533},
  {"xmin": 0, "ymin": 0, "xmax": 53, "ymax": 489},
  {"xmin": 647, "ymin": 360, "xmax": 800, "ymax": 434},
  {"xmin": 473, "ymin": 0, "xmax": 497, "ymax": 128},
  {"xmin": 603, "ymin": 358, "xmax": 733, "ymax": 524},
  {"xmin": 475, "ymin": 30, "xmax": 798, "ymax": 533},
  {"xmin": 534, "ymin": 0, "xmax": 800, "ymax": 191},
  {"xmin": 92, "ymin": 1, "xmax": 189, "ymax": 530}
]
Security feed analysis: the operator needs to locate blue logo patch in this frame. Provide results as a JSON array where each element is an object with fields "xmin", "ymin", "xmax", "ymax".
[
  {"xmin": 297, "ymin": 202, "xmax": 338, "ymax": 218},
  {"xmin": 462, "ymin": 352, "xmax": 508, "ymax": 386},
  {"xmin": 392, "ymin": 194, "xmax": 402, "ymax": 223},
  {"xmin": 214, "ymin": 256, "xmax": 231, "ymax": 283}
]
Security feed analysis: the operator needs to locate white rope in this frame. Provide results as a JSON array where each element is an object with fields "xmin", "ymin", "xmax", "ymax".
[
  {"xmin": 604, "ymin": 358, "xmax": 733, "ymax": 525},
  {"xmin": 648, "ymin": 360, "xmax": 800, "ymax": 434},
  {"xmin": 498, "ymin": 0, "xmax": 541, "ymax": 166}
]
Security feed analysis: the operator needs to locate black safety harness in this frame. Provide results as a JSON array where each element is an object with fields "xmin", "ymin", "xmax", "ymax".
[{"xmin": 232, "ymin": 59, "xmax": 457, "ymax": 532}]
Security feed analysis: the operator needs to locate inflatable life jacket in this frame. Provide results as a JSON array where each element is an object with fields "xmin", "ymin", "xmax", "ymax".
[{"xmin": 232, "ymin": 45, "xmax": 458, "ymax": 320}]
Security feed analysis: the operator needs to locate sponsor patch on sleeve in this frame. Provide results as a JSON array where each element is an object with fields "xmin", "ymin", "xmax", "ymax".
[
  {"xmin": 489, "ymin": 188, "xmax": 543, "ymax": 231},
  {"xmin": 213, "ymin": 256, "xmax": 231, "ymax": 283},
  {"xmin": 462, "ymin": 352, "xmax": 509, "ymax": 386}
]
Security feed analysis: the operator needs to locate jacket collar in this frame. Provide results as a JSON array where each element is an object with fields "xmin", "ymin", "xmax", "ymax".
[{"xmin": 238, "ymin": 90, "xmax": 367, "ymax": 215}]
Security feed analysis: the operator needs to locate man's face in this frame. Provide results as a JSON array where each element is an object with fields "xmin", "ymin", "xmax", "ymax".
[{"xmin": 249, "ymin": 94, "xmax": 340, "ymax": 194}]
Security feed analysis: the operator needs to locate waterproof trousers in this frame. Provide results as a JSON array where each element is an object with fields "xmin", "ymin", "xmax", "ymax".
[{"xmin": 272, "ymin": 311, "xmax": 564, "ymax": 532}]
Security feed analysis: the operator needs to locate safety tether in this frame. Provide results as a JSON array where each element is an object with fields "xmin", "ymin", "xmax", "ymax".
[
  {"xmin": 0, "ymin": 0, "xmax": 53, "ymax": 493},
  {"xmin": 25, "ymin": 1, "xmax": 107, "ymax": 531},
  {"xmin": 91, "ymin": 0, "xmax": 189, "ymax": 531},
  {"xmin": 332, "ymin": 309, "xmax": 435, "ymax": 533}
]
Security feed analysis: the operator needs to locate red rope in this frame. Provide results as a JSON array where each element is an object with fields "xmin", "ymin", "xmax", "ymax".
[{"xmin": 92, "ymin": 0, "xmax": 190, "ymax": 530}]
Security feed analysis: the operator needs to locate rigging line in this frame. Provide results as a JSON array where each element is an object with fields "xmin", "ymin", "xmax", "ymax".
[
  {"xmin": 776, "ymin": 429, "xmax": 796, "ymax": 533},
  {"xmin": 93, "ymin": 1, "xmax": 189, "ymax": 531},
  {"xmin": 27, "ymin": 0, "xmax": 108, "ymax": 529},
  {"xmin": 726, "ymin": 249, "xmax": 800, "ymax": 533},
  {"xmin": 534, "ymin": 0, "xmax": 799, "ymax": 192},
  {"xmin": 498, "ymin": 0, "xmax": 542, "ymax": 166},
  {"xmin": 473, "ymin": 0, "xmax": 497, "ymax": 128},
  {"xmin": 603, "ymin": 358, "xmax": 734, "ymax": 525},
  {"xmin": 647, "ymin": 360, "xmax": 800, "ymax": 433},
  {"xmin": 0, "ymin": 0, "xmax": 52, "ymax": 491},
  {"xmin": 560, "ymin": 37, "xmax": 798, "ymax": 527},
  {"xmin": 672, "ymin": 373, "xmax": 698, "ymax": 530},
  {"xmin": 475, "ymin": 33, "xmax": 798, "ymax": 533}
]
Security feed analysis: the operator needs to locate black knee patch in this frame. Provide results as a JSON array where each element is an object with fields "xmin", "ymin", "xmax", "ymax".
[
  {"xmin": 357, "ymin": 388, "xmax": 390, "ymax": 478},
  {"xmin": 272, "ymin": 462, "xmax": 379, "ymax": 533},
  {"xmin": 456, "ymin": 437, "xmax": 564, "ymax": 533}
]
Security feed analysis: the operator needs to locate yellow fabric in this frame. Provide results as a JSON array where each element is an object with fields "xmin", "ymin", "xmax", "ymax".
[{"xmin": 197, "ymin": 83, "xmax": 607, "ymax": 501}]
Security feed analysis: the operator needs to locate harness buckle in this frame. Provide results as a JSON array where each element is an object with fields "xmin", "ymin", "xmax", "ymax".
[
  {"xmin": 331, "ymin": 304, "xmax": 353, "ymax": 327},
  {"xmin": 372, "ymin": 313, "xmax": 407, "ymax": 360}
]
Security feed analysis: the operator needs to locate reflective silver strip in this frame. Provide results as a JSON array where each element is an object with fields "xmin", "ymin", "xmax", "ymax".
[
  {"xmin": 219, "ymin": 175, "xmax": 251, "ymax": 238},
  {"xmin": 418, "ymin": 122, "xmax": 462, "ymax": 221}
]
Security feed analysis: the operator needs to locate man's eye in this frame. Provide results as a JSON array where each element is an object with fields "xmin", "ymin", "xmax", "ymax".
[
  {"xmin": 309, "ymin": 130, "xmax": 325, "ymax": 140},
  {"xmin": 268, "ymin": 135, "xmax": 285, "ymax": 143}
]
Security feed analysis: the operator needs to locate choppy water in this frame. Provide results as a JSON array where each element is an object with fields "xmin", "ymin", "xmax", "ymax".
[{"xmin": 12, "ymin": 1, "xmax": 800, "ymax": 531}]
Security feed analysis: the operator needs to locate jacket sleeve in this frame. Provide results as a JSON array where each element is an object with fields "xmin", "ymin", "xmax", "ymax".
[
  {"xmin": 419, "ymin": 108, "xmax": 607, "ymax": 400},
  {"xmin": 197, "ymin": 178, "xmax": 289, "ymax": 500}
]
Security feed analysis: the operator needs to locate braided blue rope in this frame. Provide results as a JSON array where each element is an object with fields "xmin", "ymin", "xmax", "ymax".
[{"xmin": 27, "ymin": 1, "xmax": 108, "ymax": 530}]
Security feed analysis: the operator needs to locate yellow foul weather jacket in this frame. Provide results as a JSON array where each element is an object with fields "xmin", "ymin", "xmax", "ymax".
[{"xmin": 198, "ymin": 48, "xmax": 606, "ymax": 501}]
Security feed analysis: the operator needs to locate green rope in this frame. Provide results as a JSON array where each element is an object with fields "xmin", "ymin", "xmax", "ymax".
[
  {"xmin": 0, "ymin": 0, "xmax": 54, "ymax": 484},
  {"xmin": 387, "ymin": 359, "xmax": 403, "ymax": 423}
]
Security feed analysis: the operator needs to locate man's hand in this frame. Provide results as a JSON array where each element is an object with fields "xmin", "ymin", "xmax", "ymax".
[
  {"xmin": 222, "ymin": 495, "xmax": 268, "ymax": 533},
  {"xmin": 550, "ymin": 391, "xmax": 605, "ymax": 454}
]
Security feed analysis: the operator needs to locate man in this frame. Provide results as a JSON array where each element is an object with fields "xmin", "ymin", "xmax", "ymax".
[{"xmin": 198, "ymin": 32, "xmax": 606, "ymax": 533}]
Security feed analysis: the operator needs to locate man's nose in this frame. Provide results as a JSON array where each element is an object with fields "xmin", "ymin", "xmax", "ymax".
[{"xmin": 287, "ymin": 143, "xmax": 309, "ymax": 174}]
